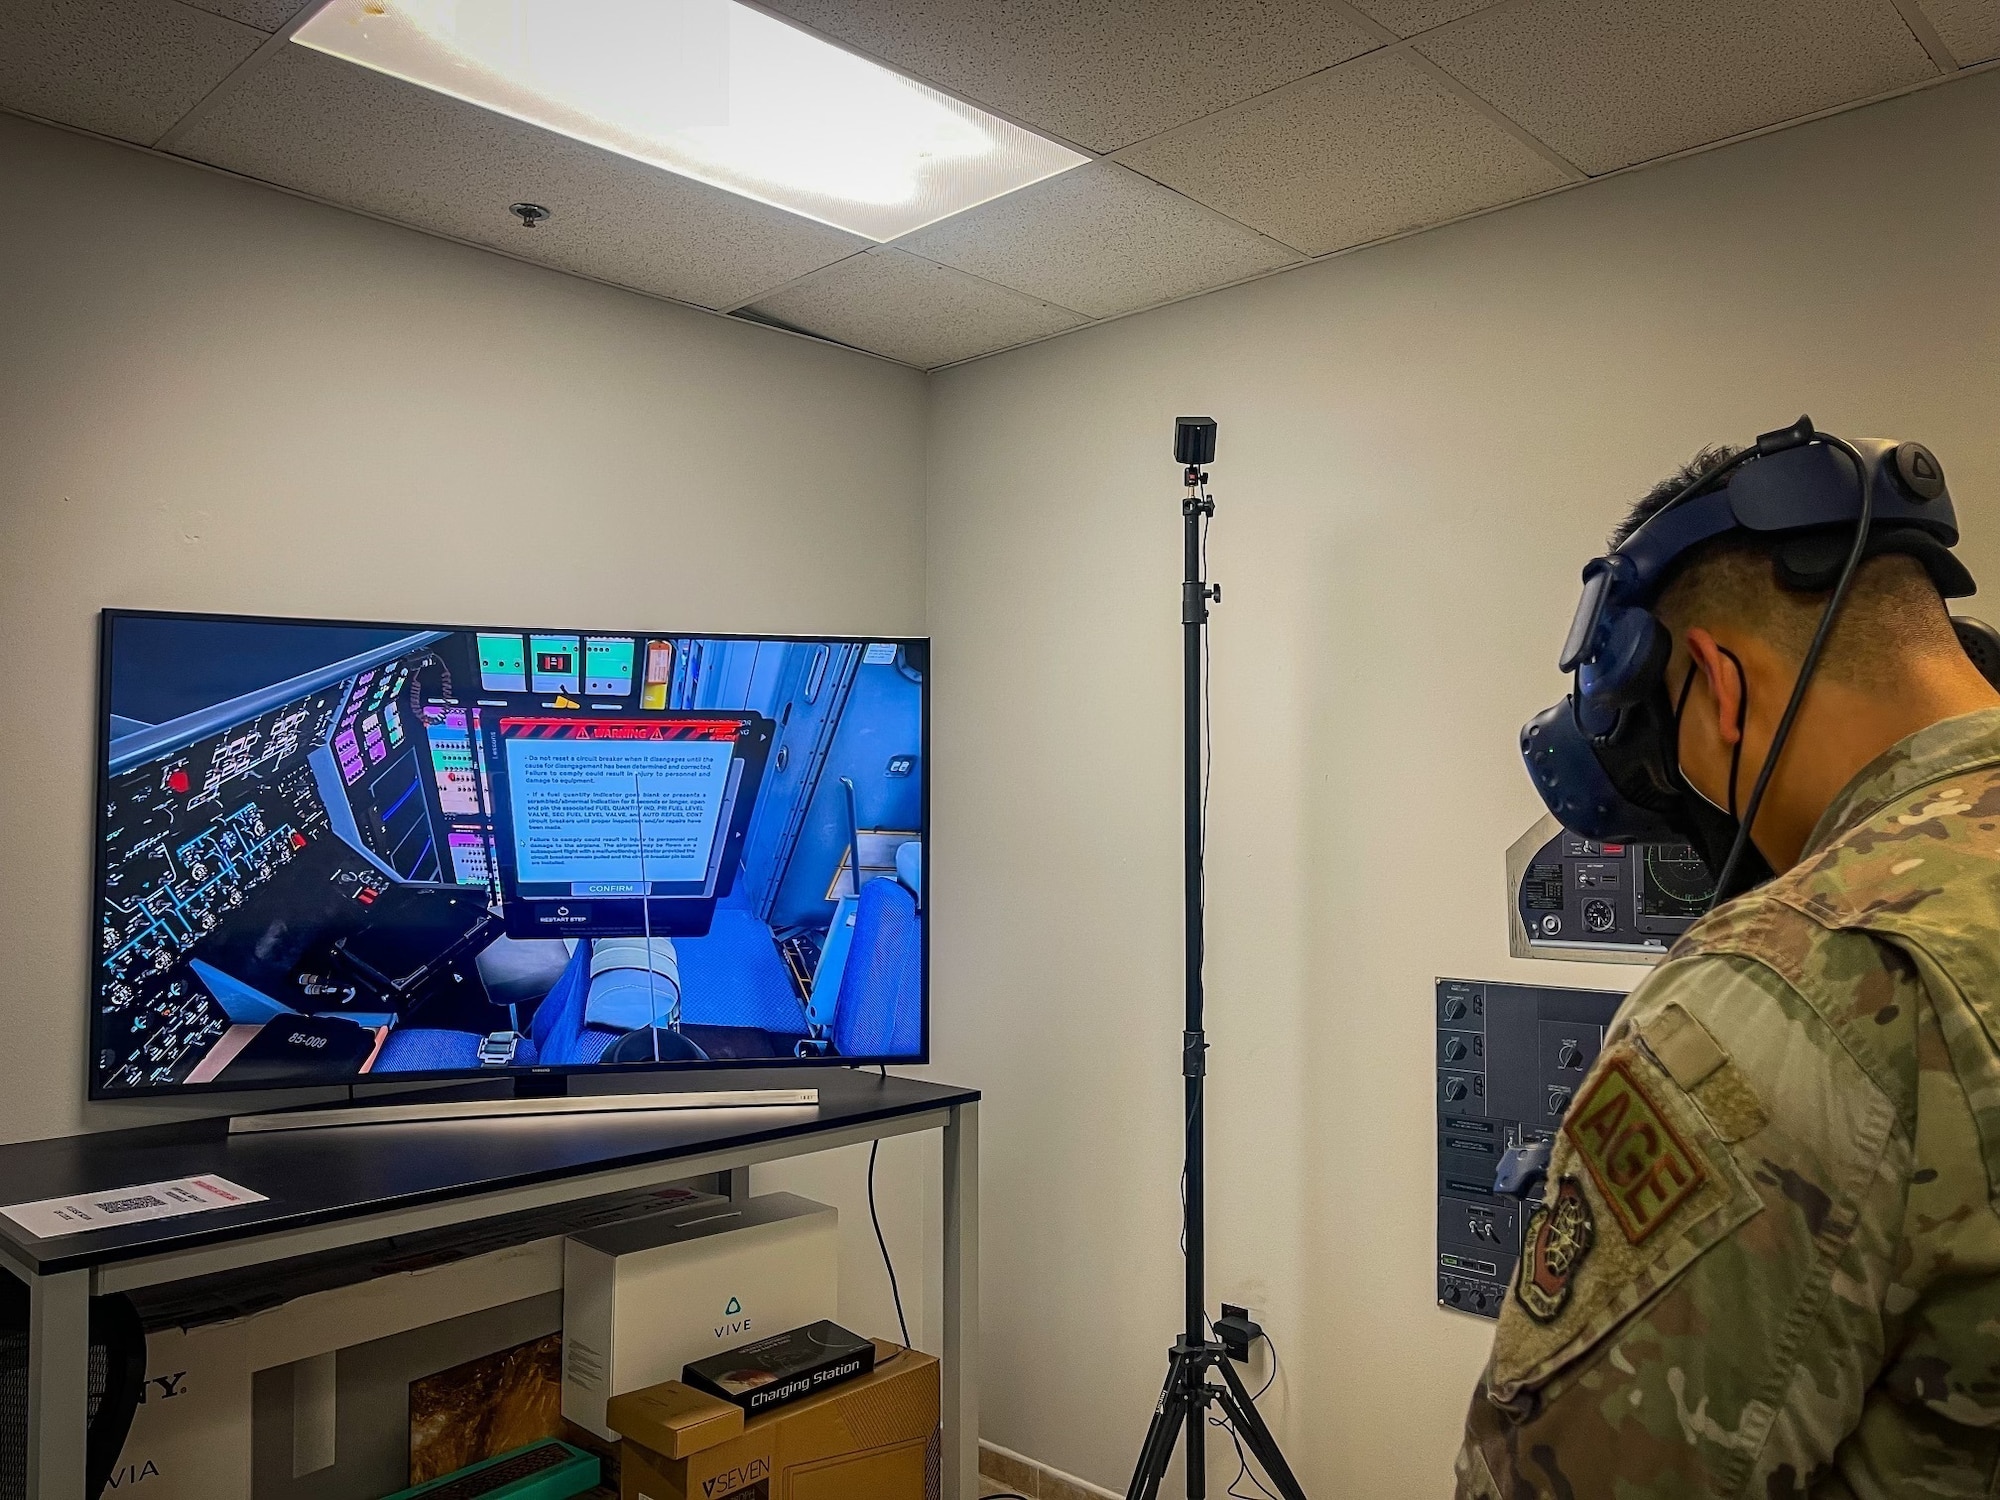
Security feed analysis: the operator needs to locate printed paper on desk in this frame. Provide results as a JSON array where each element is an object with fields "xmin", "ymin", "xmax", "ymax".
[{"xmin": 3, "ymin": 1176, "xmax": 267, "ymax": 1238}]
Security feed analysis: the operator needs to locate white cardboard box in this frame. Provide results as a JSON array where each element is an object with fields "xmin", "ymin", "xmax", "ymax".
[
  {"xmin": 561, "ymin": 1192, "xmax": 838, "ymax": 1440},
  {"xmin": 114, "ymin": 1236, "xmax": 564, "ymax": 1500}
]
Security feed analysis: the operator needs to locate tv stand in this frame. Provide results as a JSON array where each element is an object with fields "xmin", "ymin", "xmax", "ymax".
[
  {"xmin": 227, "ymin": 1078, "xmax": 819, "ymax": 1134},
  {"xmin": 0, "ymin": 1070, "xmax": 979, "ymax": 1500}
]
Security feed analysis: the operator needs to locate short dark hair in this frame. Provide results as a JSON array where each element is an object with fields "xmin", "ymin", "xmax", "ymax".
[
  {"xmin": 1607, "ymin": 445, "xmax": 1742, "ymax": 550},
  {"xmin": 1618, "ymin": 443, "xmax": 1956, "ymax": 689}
]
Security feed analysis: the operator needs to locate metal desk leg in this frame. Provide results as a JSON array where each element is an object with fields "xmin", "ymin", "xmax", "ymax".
[
  {"xmin": 943, "ymin": 1101, "xmax": 979, "ymax": 1500},
  {"xmin": 27, "ymin": 1268, "xmax": 89, "ymax": 1500}
]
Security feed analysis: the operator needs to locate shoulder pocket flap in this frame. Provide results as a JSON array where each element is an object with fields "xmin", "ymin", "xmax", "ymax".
[{"xmin": 1488, "ymin": 1043, "xmax": 1764, "ymax": 1402}]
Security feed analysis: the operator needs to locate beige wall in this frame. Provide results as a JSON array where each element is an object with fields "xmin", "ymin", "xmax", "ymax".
[
  {"xmin": 926, "ymin": 70, "xmax": 2000, "ymax": 1497},
  {"xmin": 0, "ymin": 110, "xmax": 936, "ymax": 1340}
]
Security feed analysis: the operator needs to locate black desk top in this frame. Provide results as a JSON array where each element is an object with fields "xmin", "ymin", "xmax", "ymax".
[{"xmin": 0, "ymin": 1071, "xmax": 976, "ymax": 1276}]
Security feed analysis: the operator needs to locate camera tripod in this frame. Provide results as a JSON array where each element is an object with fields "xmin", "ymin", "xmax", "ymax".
[{"xmin": 1126, "ymin": 421, "xmax": 1307, "ymax": 1500}]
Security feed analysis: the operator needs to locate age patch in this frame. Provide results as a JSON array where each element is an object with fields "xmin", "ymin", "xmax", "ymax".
[{"xmin": 1564, "ymin": 1057, "xmax": 1706, "ymax": 1243}]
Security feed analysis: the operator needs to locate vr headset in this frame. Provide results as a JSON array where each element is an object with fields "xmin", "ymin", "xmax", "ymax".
[{"xmin": 1521, "ymin": 415, "xmax": 1977, "ymax": 904}]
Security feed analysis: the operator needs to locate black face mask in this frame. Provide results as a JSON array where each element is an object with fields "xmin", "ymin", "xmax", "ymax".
[{"xmin": 1665, "ymin": 650, "xmax": 1774, "ymax": 901}]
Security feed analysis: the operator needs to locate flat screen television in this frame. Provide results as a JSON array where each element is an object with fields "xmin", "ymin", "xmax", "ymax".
[{"xmin": 91, "ymin": 611, "xmax": 928, "ymax": 1097}]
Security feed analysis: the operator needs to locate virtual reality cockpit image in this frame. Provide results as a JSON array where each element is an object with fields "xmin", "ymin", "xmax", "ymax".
[{"xmin": 93, "ymin": 613, "xmax": 927, "ymax": 1095}]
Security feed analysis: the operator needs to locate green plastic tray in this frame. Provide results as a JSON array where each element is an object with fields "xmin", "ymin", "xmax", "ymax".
[{"xmin": 380, "ymin": 1440, "xmax": 600, "ymax": 1500}]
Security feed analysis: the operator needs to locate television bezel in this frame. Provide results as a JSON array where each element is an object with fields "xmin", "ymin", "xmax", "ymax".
[{"xmin": 89, "ymin": 607, "xmax": 932, "ymax": 1101}]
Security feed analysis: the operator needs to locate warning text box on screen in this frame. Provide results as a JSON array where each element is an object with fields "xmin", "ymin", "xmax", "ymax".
[{"xmin": 503, "ymin": 737, "xmax": 734, "ymax": 887}]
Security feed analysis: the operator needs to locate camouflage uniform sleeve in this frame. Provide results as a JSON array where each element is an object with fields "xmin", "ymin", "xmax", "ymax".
[{"xmin": 1454, "ymin": 945, "xmax": 1909, "ymax": 1498}]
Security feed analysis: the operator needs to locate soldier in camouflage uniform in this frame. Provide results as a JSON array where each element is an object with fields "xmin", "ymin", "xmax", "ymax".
[{"xmin": 1458, "ymin": 447, "xmax": 2000, "ymax": 1496}]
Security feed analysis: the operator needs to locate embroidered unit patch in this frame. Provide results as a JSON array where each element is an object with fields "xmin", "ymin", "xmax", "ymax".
[
  {"xmin": 1565, "ymin": 1056, "xmax": 1706, "ymax": 1243},
  {"xmin": 1516, "ymin": 1176, "xmax": 1595, "ymax": 1323}
]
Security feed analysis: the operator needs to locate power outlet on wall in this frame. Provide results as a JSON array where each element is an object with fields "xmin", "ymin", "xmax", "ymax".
[{"xmin": 1216, "ymin": 1303, "xmax": 1263, "ymax": 1364}]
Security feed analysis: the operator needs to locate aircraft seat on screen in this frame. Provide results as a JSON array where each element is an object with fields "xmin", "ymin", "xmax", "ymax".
[
  {"xmin": 582, "ymin": 938, "xmax": 682, "ymax": 1031},
  {"xmin": 476, "ymin": 936, "xmax": 574, "ymax": 1009},
  {"xmin": 522, "ymin": 940, "xmax": 604, "ymax": 1064},
  {"xmin": 830, "ymin": 865, "xmax": 923, "ymax": 1059},
  {"xmin": 371, "ymin": 941, "xmax": 589, "ymax": 1074},
  {"xmin": 572, "ymin": 938, "xmax": 703, "ymax": 1063},
  {"xmin": 371, "ymin": 1026, "xmax": 506, "ymax": 1074}
]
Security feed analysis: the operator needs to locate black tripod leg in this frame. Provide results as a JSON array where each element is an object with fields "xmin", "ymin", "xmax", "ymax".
[
  {"xmin": 1188, "ymin": 1380, "xmax": 1206, "ymax": 1500},
  {"xmin": 1127, "ymin": 1353, "xmax": 1191, "ymax": 1500},
  {"xmin": 1213, "ymin": 1357, "xmax": 1309, "ymax": 1500}
]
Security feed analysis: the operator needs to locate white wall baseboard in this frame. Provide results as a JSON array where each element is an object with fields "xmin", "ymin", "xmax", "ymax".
[{"xmin": 980, "ymin": 1439, "xmax": 1121, "ymax": 1499}]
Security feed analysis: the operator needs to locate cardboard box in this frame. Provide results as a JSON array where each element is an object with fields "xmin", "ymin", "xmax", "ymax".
[
  {"xmin": 607, "ymin": 1381, "xmax": 744, "ymax": 1460},
  {"xmin": 614, "ymin": 1342, "xmax": 939, "ymax": 1500},
  {"xmin": 564, "ymin": 1193, "xmax": 839, "ymax": 1440},
  {"xmin": 117, "ymin": 1238, "xmax": 563, "ymax": 1500},
  {"xmin": 118, "ymin": 1184, "xmax": 722, "ymax": 1500}
]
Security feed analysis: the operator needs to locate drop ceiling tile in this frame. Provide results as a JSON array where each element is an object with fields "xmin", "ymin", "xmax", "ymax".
[
  {"xmin": 893, "ymin": 161, "xmax": 1300, "ymax": 319},
  {"xmin": 1418, "ymin": 0, "xmax": 1938, "ymax": 175},
  {"xmin": 181, "ymin": 0, "xmax": 310, "ymax": 31},
  {"xmin": 743, "ymin": 247, "xmax": 1086, "ymax": 368},
  {"xmin": 1117, "ymin": 50, "xmax": 1571, "ymax": 256},
  {"xmin": 168, "ymin": 43, "xmax": 867, "ymax": 311},
  {"xmin": 759, "ymin": 0, "xmax": 1384, "ymax": 152},
  {"xmin": 0, "ymin": 0, "xmax": 265, "ymax": 145},
  {"xmin": 1916, "ymin": 0, "xmax": 2000, "ymax": 63},
  {"xmin": 1348, "ymin": 0, "xmax": 1497, "ymax": 37}
]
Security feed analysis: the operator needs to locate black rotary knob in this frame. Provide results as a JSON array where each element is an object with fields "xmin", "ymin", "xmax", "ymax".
[
  {"xmin": 1445, "ymin": 1078, "xmax": 1469, "ymax": 1102},
  {"xmin": 1443, "ymin": 1037, "xmax": 1467, "ymax": 1061},
  {"xmin": 1556, "ymin": 1040, "xmax": 1582, "ymax": 1070},
  {"xmin": 1443, "ymin": 998, "xmax": 1467, "ymax": 1020}
]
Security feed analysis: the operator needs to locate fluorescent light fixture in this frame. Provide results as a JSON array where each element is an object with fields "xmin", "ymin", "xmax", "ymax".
[{"xmin": 295, "ymin": 0, "xmax": 1090, "ymax": 241}]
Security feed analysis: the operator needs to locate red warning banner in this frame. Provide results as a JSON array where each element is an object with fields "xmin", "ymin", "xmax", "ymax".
[{"xmin": 498, "ymin": 716, "xmax": 742, "ymax": 743}]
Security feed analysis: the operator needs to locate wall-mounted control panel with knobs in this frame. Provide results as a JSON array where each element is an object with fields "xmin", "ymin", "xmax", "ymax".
[{"xmin": 1436, "ymin": 978, "xmax": 1626, "ymax": 1319}]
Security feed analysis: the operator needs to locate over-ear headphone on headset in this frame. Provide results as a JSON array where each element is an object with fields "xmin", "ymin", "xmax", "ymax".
[{"xmin": 1522, "ymin": 415, "xmax": 1997, "ymax": 907}]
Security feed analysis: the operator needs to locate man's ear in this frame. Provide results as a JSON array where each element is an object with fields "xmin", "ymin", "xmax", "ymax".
[{"xmin": 1684, "ymin": 627, "xmax": 1743, "ymax": 746}]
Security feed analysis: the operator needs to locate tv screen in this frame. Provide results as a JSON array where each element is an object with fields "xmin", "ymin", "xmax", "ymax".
[{"xmin": 92, "ymin": 611, "xmax": 927, "ymax": 1097}]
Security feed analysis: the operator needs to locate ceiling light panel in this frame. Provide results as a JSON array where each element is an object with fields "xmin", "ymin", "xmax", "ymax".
[{"xmin": 296, "ymin": 0, "xmax": 1089, "ymax": 241}]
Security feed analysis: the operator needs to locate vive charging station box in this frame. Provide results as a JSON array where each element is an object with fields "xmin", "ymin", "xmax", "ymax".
[
  {"xmin": 562, "ymin": 1192, "xmax": 839, "ymax": 1441},
  {"xmin": 610, "ymin": 1340, "xmax": 940, "ymax": 1500},
  {"xmin": 683, "ymin": 1320, "xmax": 875, "ymax": 1417}
]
